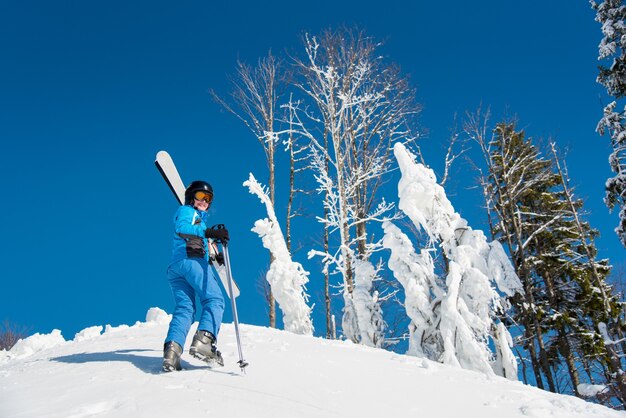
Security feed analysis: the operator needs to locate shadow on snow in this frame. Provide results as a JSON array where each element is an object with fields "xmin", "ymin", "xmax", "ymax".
[{"xmin": 51, "ymin": 349, "xmax": 238, "ymax": 376}]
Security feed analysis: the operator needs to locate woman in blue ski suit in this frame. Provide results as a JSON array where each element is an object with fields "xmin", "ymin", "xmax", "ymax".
[{"xmin": 162, "ymin": 180, "xmax": 229, "ymax": 372}]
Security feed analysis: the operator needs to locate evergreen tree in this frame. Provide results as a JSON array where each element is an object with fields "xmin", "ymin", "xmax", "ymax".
[
  {"xmin": 475, "ymin": 121, "xmax": 557, "ymax": 391},
  {"xmin": 591, "ymin": 0, "xmax": 626, "ymax": 247},
  {"xmin": 550, "ymin": 143, "xmax": 626, "ymax": 408},
  {"xmin": 469, "ymin": 116, "xmax": 626, "ymax": 408}
]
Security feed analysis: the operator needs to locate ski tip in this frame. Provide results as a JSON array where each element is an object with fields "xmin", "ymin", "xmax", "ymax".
[{"xmin": 155, "ymin": 150, "xmax": 170, "ymax": 161}]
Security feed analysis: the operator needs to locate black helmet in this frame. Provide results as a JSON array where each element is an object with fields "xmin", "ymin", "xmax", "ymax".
[{"xmin": 185, "ymin": 180, "xmax": 213, "ymax": 205}]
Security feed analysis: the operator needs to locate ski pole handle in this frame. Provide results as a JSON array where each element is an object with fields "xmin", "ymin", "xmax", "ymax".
[{"xmin": 206, "ymin": 224, "xmax": 230, "ymax": 245}]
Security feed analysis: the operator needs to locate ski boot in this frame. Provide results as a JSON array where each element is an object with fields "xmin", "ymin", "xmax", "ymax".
[
  {"xmin": 162, "ymin": 341, "xmax": 183, "ymax": 372},
  {"xmin": 189, "ymin": 330, "xmax": 224, "ymax": 366}
]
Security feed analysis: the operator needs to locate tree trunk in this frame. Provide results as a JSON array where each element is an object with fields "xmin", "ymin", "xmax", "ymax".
[
  {"xmin": 268, "ymin": 144, "xmax": 276, "ymax": 328},
  {"xmin": 525, "ymin": 322, "xmax": 545, "ymax": 390},
  {"xmin": 356, "ymin": 218, "xmax": 367, "ymax": 259},
  {"xmin": 324, "ymin": 220, "xmax": 332, "ymax": 339},
  {"xmin": 324, "ymin": 131, "xmax": 333, "ymax": 339},
  {"xmin": 558, "ymin": 327, "xmax": 581, "ymax": 396}
]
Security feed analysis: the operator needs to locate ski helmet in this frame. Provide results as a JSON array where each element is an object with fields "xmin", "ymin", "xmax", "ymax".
[{"xmin": 184, "ymin": 180, "xmax": 213, "ymax": 205}]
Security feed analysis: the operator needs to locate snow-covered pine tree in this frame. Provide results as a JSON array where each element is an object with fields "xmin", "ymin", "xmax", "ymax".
[
  {"xmin": 244, "ymin": 173, "xmax": 314, "ymax": 336},
  {"xmin": 467, "ymin": 118, "xmax": 561, "ymax": 391},
  {"xmin": 550, "ymin": 143, "xmax": 626, "ymax": 408},
  {"xmin": 468, "ymin": 115, "xmax": 626, "ymax": 407},
  {"xmin": 387, "ymin": 142, "xmax": 522, "ymax": 378},
  {"xmin": 591, "ymin": 0, "xmax": 626, "ymax": 247}
]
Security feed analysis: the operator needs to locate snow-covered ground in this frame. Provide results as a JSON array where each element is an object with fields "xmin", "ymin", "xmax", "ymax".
[{"xmin": 0, "ymin": 308, "xmax": 623, "ymax": 418}]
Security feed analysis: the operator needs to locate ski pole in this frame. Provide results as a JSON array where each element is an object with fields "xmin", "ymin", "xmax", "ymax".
[{"xmin": 221, "ymin": 238, "xmax": 248, "ymax": 372}]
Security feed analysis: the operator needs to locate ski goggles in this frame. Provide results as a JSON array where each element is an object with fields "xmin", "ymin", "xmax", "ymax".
[{"xmin": 194, "ymin": 191, "xmax": 213, "ymax": 204}]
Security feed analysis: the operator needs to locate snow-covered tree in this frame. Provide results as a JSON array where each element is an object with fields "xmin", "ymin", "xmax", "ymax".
[
  {"xmin": 244, "ymin": 173, "xmax": 313, "ymax": 336},
  {"xmin": 386, "ymin": 142, "xmax": 522, "ymax": 378},
  {"xmin": 213, "ymin": 28, "xmax": 420, "ymax": 345},
  {"xmin": 591, "ymin": 0, "xmax": 626, "ymax": 247},
  {"xmin": 306, "ymin": 147, "xmax": 387, "ymax": 347},
  {"xmin": 348, "ymin": 259, "xmax": 385, "ymax": 347},
  {"xmin": 290, "ymin": 28, "xmax": 420, "ymax": 346},
  {"xmin": 550, "ymin": 143, "xmax": 626, "ymax": 408},
  {"xmin": 466, "ymin": 115, "xmax": 563, "ymax": 391},
  {"xmin": 467, "ymin": 112, "xmax": 626, "ymax": 407},
  {"xmin": 382, "ymin": 221, "xmax": 441, "ymax": 358}
]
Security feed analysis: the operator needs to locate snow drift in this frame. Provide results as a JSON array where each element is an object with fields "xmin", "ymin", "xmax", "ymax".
[{"xmin": 0, "ymin": 308, "xmax": 622, "ymax": 418}]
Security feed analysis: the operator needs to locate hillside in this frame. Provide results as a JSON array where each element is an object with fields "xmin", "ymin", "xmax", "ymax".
[{"xmin": 0, "ymin": 308, "xmax": 622, "ymax": 418}]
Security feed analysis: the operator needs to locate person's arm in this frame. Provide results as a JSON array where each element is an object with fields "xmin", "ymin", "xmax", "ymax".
[{"xmin": 174, "ymin": 206, "xmax": 206, "ymax": 239}]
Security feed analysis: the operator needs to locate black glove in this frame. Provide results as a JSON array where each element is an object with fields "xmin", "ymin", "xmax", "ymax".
[
  {"xmin": 205, "ymin": 226, "xmax": 229, "ymax": 242},
  {"xmin": 215, "ymin": 252, "xmax": 225, "ymax": 266}
]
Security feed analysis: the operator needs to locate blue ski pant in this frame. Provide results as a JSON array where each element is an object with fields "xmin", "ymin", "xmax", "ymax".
[{"xmin": 165, "ymin": 258, "xmax": 225, "ymax": 349}]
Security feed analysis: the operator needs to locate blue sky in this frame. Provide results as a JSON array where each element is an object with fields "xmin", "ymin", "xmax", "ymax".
[{"xmin": 1, "ymin": 1, "xmax": 621, "ymax": 341}]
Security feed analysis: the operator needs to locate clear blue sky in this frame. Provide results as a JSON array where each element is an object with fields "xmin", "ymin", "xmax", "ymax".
[{"xmin": 1, "ymin": 1, "xmax": 620, "ymax": 340}]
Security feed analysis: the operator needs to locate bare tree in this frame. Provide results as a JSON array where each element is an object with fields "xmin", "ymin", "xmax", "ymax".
[
  {"xmin": 211, "ymin": 51, "xmax": 283, "ymax": 328},
  {"xmin": 439, "ymin": 116, "xmax": 469, "ymax": 188},
  {"xmin": 282, "ymin": 94, "xmax": 310, "ymax": 254},
  {"xmin": 0, "ymin": 320, "xmax": 29, "ymax": 351}
]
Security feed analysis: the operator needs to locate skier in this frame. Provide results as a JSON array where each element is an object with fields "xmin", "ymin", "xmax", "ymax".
[{"xmin": 162, "ymin": 180, "xmax": 230, "ymax": 372}]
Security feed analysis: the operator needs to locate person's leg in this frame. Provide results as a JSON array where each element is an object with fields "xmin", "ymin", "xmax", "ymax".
[
  {"xmin": 186, "ymin": 259, "xmax": 225, "ymax": 364},
  {"xmin": 186, "ymin": 259, "xmax": 225, "ymax": 338},
  {"xmin": 165, "ymin": 260, "xmax": 196, "ymax": 349}
]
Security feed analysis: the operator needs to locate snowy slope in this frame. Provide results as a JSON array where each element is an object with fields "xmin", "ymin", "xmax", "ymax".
[{"xmin": 0, "ymin": 309, "xmax": 623, "ymax": 418}]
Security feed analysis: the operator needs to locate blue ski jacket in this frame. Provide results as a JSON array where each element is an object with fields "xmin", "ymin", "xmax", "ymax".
[{"xmin": 170, "ymin": 205, "xmax": 211, "ymax": 264}]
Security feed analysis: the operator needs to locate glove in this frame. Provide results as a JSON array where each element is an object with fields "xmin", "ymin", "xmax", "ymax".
[
  {"xmin": 215, "ymin": 252, "xmax": 225, "ymax": 266},
  {"xmin": 205, "ymin": 226, "xmax": 229, "ymax": 242}
]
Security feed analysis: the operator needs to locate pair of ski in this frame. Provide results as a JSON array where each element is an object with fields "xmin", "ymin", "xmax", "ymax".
[{"xmin": 155, "ymin": 151, "xmax": 248, "ymax": 372}]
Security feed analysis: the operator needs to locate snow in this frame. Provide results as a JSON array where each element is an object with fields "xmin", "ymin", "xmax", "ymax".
[
  {"xmin": 487, "ymin": 240, "xmax": 522, "ymax": 298},
  {"xmin": 349, "ymin": 259, "xmax": 385, "ymax": 347},
  {"xmin": 145, "ymin": 307, "xmax": 172, "ymax": 325},
  {"xmin": 73, "ymin": 326, "xmax": 103, "ymax": 342},
  {"xmin": 579, "ymin": 384, "xmax": 609, "ymax": 398},
  {"xmin": 0, "ymin": 329, "xmax": 66, "ymax": 362},
  {"xmin": 0, "ymin": 308, "xmax": 622, "ymax": 418}
]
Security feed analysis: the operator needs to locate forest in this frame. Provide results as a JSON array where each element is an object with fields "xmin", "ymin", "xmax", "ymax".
[{"xmin": 205, "ymin": 1, "xmax": 626, "ymax": 411}]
